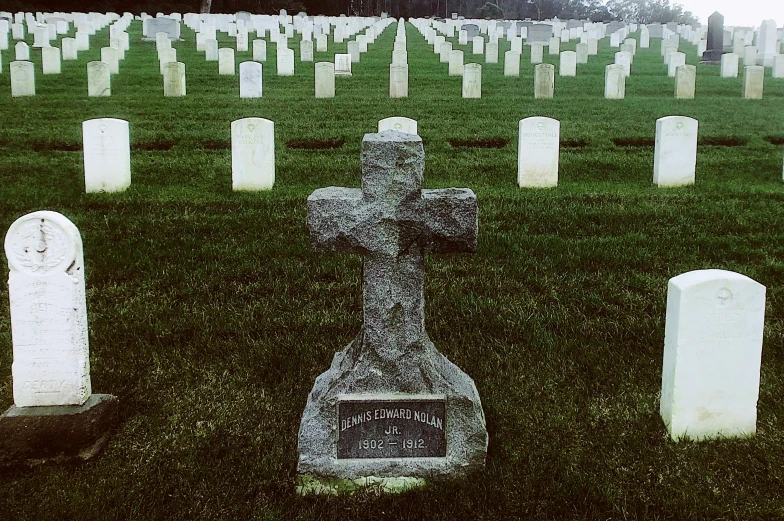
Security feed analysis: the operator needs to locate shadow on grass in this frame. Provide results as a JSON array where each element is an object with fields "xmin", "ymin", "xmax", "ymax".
[{"xmin": 449, "ymin": 138, "xmax": 509, "ymax": 148}]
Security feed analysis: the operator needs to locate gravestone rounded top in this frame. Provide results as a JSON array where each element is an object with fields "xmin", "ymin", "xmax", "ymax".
[{"xmin": 5, "ymin": 211, "xmax": 81, "ymax": 275}]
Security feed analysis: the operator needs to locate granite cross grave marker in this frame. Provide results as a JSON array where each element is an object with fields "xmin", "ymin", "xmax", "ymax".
[{"xmin": 297, "ymin": 131, "xmax": 488, "ymax": 494}]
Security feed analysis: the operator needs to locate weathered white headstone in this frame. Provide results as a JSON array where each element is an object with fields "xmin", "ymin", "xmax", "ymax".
[
  {"xmin": 41, "ymin": 46, "xmax": 61, "ymax": 74},
  {"xmin": 101, "ymin": 47, "xmax": 119, "ymax": 74},
  {"xmin": 252, "ymin": 39, "xmax": 266, "ymax": 62},
  {"xmin": 378, "ymin": 117, "xmax": 418, "ymax": 135},
  {"xmin": 389, "ymin": 63, "xmax": 408, "ymax": 98},
  {"xmin": 277, "ymin": 47, "xmax": 294, "ymax": 76},
  {"xmin": 300, "ymin": 38, "xmax": 314, "ymax": 62},
  {"xmin": 315, "ymin": 62, "xmax": 335, "ymax": 98},
  {"xmin": 534, "ymin": 63, "xmax": 555, "ymax": 99},
  {"xmin": 504, "ymin": 51, "xmax": 520, "ymax": 77},
  {"xmin": 548, "ymin": 36, "xmax": 560, "ymax": 55},
  {"xmin": 559, "ymin": 51, "xmax": 576, "ymax": 76},
  {"xmin": 15, "ymin": 41, "xmax": 29, "ymax": 60},
  {"xmin": 660, "ymin": 270, "xmax": 765, "ymax": 441},
  {"xmin": 4, "ymin": 211, "xmax": 91, "ymax": 407},
  {"xmin": 743, "ymin": 66, "xmax": 763, "ymax": 99},
  {"xmin": 462, "ymin": 63, "xmax": 481, "ymax": 98},
  {"xmin": 219, "ymin": 48, "xmax": 235, "ymax": 75},
  {"xmin": 518, "ymin": 117, "xmax": 560, "ymax": 188},
  {"xmin": 205, "ymin": 39, "xmax": 218, "ymax": 61},
  {"xmin": 472, "ymin": 36, "xmax": 483, "ymax": 55},
  {"xmin": 231, "ymin": 117, "xmax": 275, "ymax": 191},
  {"xmin": 76, "ymin": 31, "xmax": 89, "ymax": 51},
  {"xmin": 163, "ymin": 62, "xmax": 186, "ymax": 97},
  {"xmin": 316, "ymin": 34, "xmax": 327, "ymax": 52},
  {"xmin": 236, "ymin": 30, "xmax": 248, "ymax": 52},
  {"xmin": 62, "ymin": 38, "xmax": 77, "ymax": 60},
  {"xmin": 10, "ymin": 61, "xmax": 34, "ymax": 96},
  {"xmin": 530, "ymin": 42, "xmax": 544, "ymax": 64},
  {"xmin": 448, "ymin": 50, "xmax": 463, "ymax": 76},
  {"xmin": 347, "ymin": 41, "xmax": 360, "ymax": 62},
  {"xmin": 158, "ymin": 47, "xmax": 176, "ymax": 74},
  {"xmin": 604, "ymin": 64, "xmax": 625, "ymax": 99},
  {"xmin": 335, "ymin": 53, "xmax": 351, "ymax": 76},
  {"xmin": 720, "ymin": 53, "xmax": 739, "ymax": 78},
  {"xmin": 667, "ymin": 51, "xmax": 685, "ymax": 77},
  {"xmin": 239, "ymin": 61, "xmax": 262, "ymax": 98},
  {"xmin": 743, "ymin": 45, "xmax": 756, "ymax": 66},
  {"xmin": 653, "ymin": 116, "xmax": 698, "ymax": 187},
  {"xmin": 674, "ymin": 64, "xmax": 696, "ymax": 99},
  {"xmin": 485, "ymin": 42, "xmax": 498, "ymax": 63},
  {"xmin": 87, "ymin": 61, "xmax": 110, "ymax": 97},
  {"xmin": 83, "ymin": 118, "xmax": 131, "ymax": 192}
]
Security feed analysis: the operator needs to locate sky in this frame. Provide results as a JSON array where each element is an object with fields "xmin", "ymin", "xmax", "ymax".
[{"xmin": 671, "ymin": 0, "xmax": 783, "ymax": 27}]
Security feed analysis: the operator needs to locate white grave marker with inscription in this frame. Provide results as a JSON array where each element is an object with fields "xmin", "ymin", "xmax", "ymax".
[
  {"xmin": 378, "ymin": 117, "xmax": 418, "ymax": 135},
  {"xmin": 82, "ymin": 118, "xmax": 131, "ymax": 192},
  {"xmin": 87, "ymin": 61, "xmax": 111, "ymax": 97},
  {"xmin": 661, "ymin": 270, "xmax": 765, "ymax": 441},
  {"xmin": 239, "ymin": 61, "xmax": 262, "ymax": 98},
  {"xmin": 653, "ymin": 116, "xmax": 698, "ymax": 187},
  {"xmin": 518, "ymin": 117, "xmax": 560, "ymax": 188},
  {"xmin": 231, "ymin": 118, "xmax": 275, "ymax": 191},
  {"xmin": 5, "ymin": 211, "xmax": 91, "ymax": 407}
]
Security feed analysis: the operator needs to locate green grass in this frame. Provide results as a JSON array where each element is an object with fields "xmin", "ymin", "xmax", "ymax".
[{"xmin": 1, "ymin": 20, "xmax": 784, "ymax": 520}]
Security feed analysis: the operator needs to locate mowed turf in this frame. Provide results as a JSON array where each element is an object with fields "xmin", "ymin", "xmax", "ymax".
[{"xmin": 1, "ymin": 19, "xmax": 784, "ymax": 521}]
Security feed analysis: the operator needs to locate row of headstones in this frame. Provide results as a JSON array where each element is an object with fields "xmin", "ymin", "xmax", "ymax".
[
  {"xmin": 0, "ymin": 211, "xmax": 768, "ymax": 454},
  {"xmin": 64, "ymin": 113, "xmax": 784, "ymax": 195}
]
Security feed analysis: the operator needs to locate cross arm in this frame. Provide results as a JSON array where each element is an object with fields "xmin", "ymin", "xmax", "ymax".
[
  {"xmin": 307, "ymin": 187, "xmax": 366, "ymax": 252},
  {"xmin": 420, "ymin": 188, "xmax": 478, "ymax": 253}
]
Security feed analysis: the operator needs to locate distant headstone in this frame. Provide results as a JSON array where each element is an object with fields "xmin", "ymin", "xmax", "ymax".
[
  {"xmin": 300, "ymin": 39, "xmax": 314, "ymax": 62},
  {"xmin": 378, "ymin": 116, "xmax": 418, "ymax": 135},
  {"xmin": 15, "ymin": 41, "xmax": 28, "ymax": 60},
  {"xmin": 461, "ymin": 23, "xmax": 480, "ymax": 39},
  {"xmin": 348, "ymin": 41, "xmax": 360, "ymax": 62},
  {"xmin": 219, "ymin": 48, "xmax": 235, "ymax": 75},
  {"xmin": 472, "ymin": 36, "xmax": 483, "ymax": 55},
  {"xmin": 504, "ymin": 50, "xmax": 520, "ymax": 77},
  {"xmin": 239, "ymin": 61, "xmax": 262, "ymax": 98},
  {"xmin": 757, "ymin": 20, "xmax": 778, "ymax": 67},
  {"xmin": 143, "ymin": 17, "xmax": 180, "ymax": 41},
  {"xmin": 526, "ymin": 24, "xmax": 552, "ymax": 45},
  {"xmin": 660, "ymin": 270, "xmax": 765, "ymax": 441},
  {"xmin": 231, "ymin": 117, "xmax": 275, "ymax": 191},
  {"xmin": 534, "ymin": 63, "xmax": 555, "ymax": 99},
  {"xmin": 41, "ymin": 46, "xmax": 60, "ymax": 74},
  {"xmin": 87, "ymin": 61, "xmax": 110, "ymax": 97},
  {"xmin": 0, "ymin": 211, "xmax": 119, "ymax": 466},
  {"xmin": 82, "ymin": 118, "xmax": 131, "ymax": 192},
  {"xmin": 277, "ymin": 47, "xmax": 294, "ymax": 75},
  {"xmin": 253, "ymin": 39, "xmax": 266, "ymax": 62},
  {"xmin": 297, "ymin": 131, "xmax": 487, "ymax": 494},
  {"xmin": 548, "ymin": 36, "xmax": 560, "ymax": 55},
  {"xmin": 674, "ymin": 64, "xmax": 696, "ymax": 99},
  {"xmin": 559, "ymin": 51, "xmax": 576, "ymax": 76},
  {"xmin": 335, "ymin": 54, "xmax": 351, "ymax": 76},
  {"xmin": 773, "ymin": 55, "xmax": 784, "ymax": 79},
  {"xmin": 163, "ymin": 62, "xmax": 186, "ymax": 97},
  {"xmin": 530, "ymin": 42, "xmax": 544, "ymax": 64},
  {"xmin": 101, "ymin": 47, "xmax": 119, "ymax": 74},
  {"xmin": 10, "ymin": 61, "xmax": 34, "ymax": 96},
  {"xmin": 462, "ymin": 63, "xmax": 481, "ymax": 98},
  {"xmin": 315, "ymin": 62, "xmax": 335, "ymax": 98},
  {"xmin": 389, "ymin": 63, "xmax": 408, "ymax": 98},
  {"xmin": 701, "ymin": 11, "xmax": 725, "ymax": 63},
  {"xmin": 743, "ymin": 66, "xmax": 763, "ymax": 99},
  {"xmin": 62, "ymin": 38, "xmax": 77, "ymax": 60},
  {"xmin": 720, "ymin": 53, "xmax": 739, "ymax": 77},
  {"xmin": 518, "ymin": 117, "xmax": 560, "ymax": 188},
  {"xmin": 485, "ymin": 42, "xmax": 498, "ymax": 64},
  {"xmin": 667, "ymin": 52, "xmax": 685, "ymax": 77},
  {"xmin": 205, "ymin": 39, "xmax": 218, "ymax": 61},
  {"xmin": 604, "ymin": 64, "xmax": 625, "ymax": 99},
  {"xmin": 653, "ymin": 116, "xmax": 698, "ymax": 187},
  {"xmin": 316, "ymin": 34, "xmax": 327, "ymax": 52}
]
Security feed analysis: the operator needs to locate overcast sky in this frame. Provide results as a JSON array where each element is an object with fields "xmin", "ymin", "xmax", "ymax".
[{"xmin": 671, "ymin": 0, "xmax": 783, "ymax": 27}]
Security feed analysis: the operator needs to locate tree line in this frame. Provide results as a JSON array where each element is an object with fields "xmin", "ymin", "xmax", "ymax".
[{"xmin": 3, "ymin": 0, "xmax": 698, "ymax": 24}]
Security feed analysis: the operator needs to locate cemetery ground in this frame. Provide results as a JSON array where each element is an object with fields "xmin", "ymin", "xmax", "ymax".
[{"xmin": 1, "ymin": 20, "xmax": 784, "ymax": 521}]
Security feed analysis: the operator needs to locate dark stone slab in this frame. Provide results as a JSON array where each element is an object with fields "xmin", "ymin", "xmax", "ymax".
[
  {"xmin": 702, "ymin": 11, "xmax": 725, "ymax": 63},
  {"xmin": 0, "ymin": 394, "xmax": 119, "ymax": 467},
  {"xmin": 338, "ymin": 396, "xmax": 446, "ymax": 459}
]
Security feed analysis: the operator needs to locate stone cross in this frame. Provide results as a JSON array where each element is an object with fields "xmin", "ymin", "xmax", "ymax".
[{"xmin": 307, "ymin": 131, "xmax": 476, "ymax": 364}]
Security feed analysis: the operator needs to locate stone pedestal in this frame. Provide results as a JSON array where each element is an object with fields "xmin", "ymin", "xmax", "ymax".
[{"xmin": 0, "ymin": 394, "xmax": 119, "ymax": 466}]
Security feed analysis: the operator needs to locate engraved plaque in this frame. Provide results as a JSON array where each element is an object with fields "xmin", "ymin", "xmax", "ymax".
[{"xmin": 337, "ymin": 395, "xmax": 446, "ymax": 459}]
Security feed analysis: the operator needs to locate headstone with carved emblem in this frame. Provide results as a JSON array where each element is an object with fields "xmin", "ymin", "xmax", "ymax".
[
  {"xmin": 653, "ymin": 116, "xmax": 698, "ymax": 187},
  {"xmin": 83, "ymin": 118, "xmax": 131, "ymax": 192},
  {"xmin": 297, "ymin": 131, "xmax": 487, "ymax": 494},
  {"xmin": 660, "ymin": 270, "xmax": 765, "ymax": 441},
  {"xmin": 0, "ymin": 211, "xmax": 118, "ymax": 466}
]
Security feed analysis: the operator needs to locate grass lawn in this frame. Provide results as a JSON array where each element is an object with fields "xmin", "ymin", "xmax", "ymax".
[{"xmin": 1, "ymin": 18, "xmax": 784, "ymax": 520}]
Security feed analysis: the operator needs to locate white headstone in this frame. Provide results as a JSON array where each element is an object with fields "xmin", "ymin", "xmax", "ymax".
[
  {"xmin": 378, "ymin": 116, "xmax": 418, "ymax": 135},
  {"xmin": 316, "ymin": 34, "xmax": 327, "ymax": 52},
  {"xmin": 253, "ymin": 39, "xmax": 266, "ymax": 62},
  {"xmin": 239, "ymin": 61, "xmax": 262, "ymax": 98},
  {"xmin": 335, "ymin": 53, "xmax": 351, "ymax": 75},
  {"xmin": 472, "ymin": 36, "xmax": 483, "ymax": 55},
  {"xmin": 41, "ymin": 46, "xmax": 61, "ymax": 74},
  {"xmin": 277, "ymin": 47, "xmax": 294, "ymax": 75},
  {"xmin": 300, "ymin": 38, "xmax": 313, "ymax": 62},
  {"xmin": 82, "ymin": 118, "xmax": 131, "ymax": 192},
  {"xmin": 534, "ymin": 63, "xmax": 555, "ymax": 99},
  {"xmin": 347, "ymin": 40, "xmax": 360, "ymax": 62},
  {"xmin": 720, "ymin": 53, "xmax": 739, "ymax": 78},
  {"xmin": 559, "ymin": 51, "xmax": 576, "ymax": 76},
  {"xmin": 314, "ymin": 62, "xmax": 335, "ymax": 98},
  {"xmin": 389, "ymin": 63, "xmax": 408, "ymax": 98},
  {"xmin": 743, "ymin": 45, "xmax": 756, "ymax": 66},
  {"xmin": 219, "ymin": 48, "xmax": 235, "ymax": 75},
  {"xmin": 504, "ymin": 50, "xmax": 520, "ymax": 77},
  {"xmin": 462, "ymin": 62, "xmax": 481, "ymax": 98},
  {"xmin": 231, "ymin": 117, "xmax": 275, "ymax": 191},
  {"xmin": 518, "ymin": 116, "xmax": 560, "ymax": 188},
  {"xmin": 548, "ymin": 36, "xmax": 560, "ymax": 55},
  {"xmin": 743, "ymin": 66, "xmax": 764, "ymax": 99},
  {"xmin": 530, "ymin": 42, "xmax": 544, "ymax": 64},
  {"xmin": 15, "ymin": 41, "xmax": 29, "ymax": 60},
  {"xmin": 667, "ymin": 51, "xmax": 685, "ymax": 77},
  {"xmin": 615, "ymin": 50, "xmax": 632, "ymax": 76},
  {"xmin": 163, "ymin": 61, "xmax": 186, "ymax": 97},
  {"xmin": 5, "ymin": 211, "xmax": 91, "ymax": 407},
  {"xmin": 653, "ymin": 116, "xmax": 698, "ymax": 187},
  {"xmin": 236, "ymin": 30, "xmax": 248, "ymax": 52},
  {"xmin": 10, "ymin": 60, "xmax": 34, "ymax": 96},
  {"xmin": 101, "ymin": 47, "xmax": 119, "ymax": 74},
  {"xmin": 158, "ymin": 47, "xmax": 176, "ymax": 74},
  {"xmin": 773, "ymin": 55, "xmax": 784, "ymax": 79},
  {"xmin": 62, "ymin": 37, "xmax": 77, "ymax": 60},
  {"xmin": 87, "ymin": 61, "xmax": 110, "ymax": 97},
  {"xmin": 674, "ymin": 64, "xmax": 696, "ymax": 99},
  {"xmin": 604, "ymin": 64, "xmax": 625, "ymax": 99},
  {"xmin": 660, "ymin": 270, "xmax": 765, "ymax": 441},
  {"xmin": 485, "ymin": 42, "xmax": 498, "ymax": 63},
  {"xmin": 205, "ymin": 39, "xmax": 218, "ymax": 61}
]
